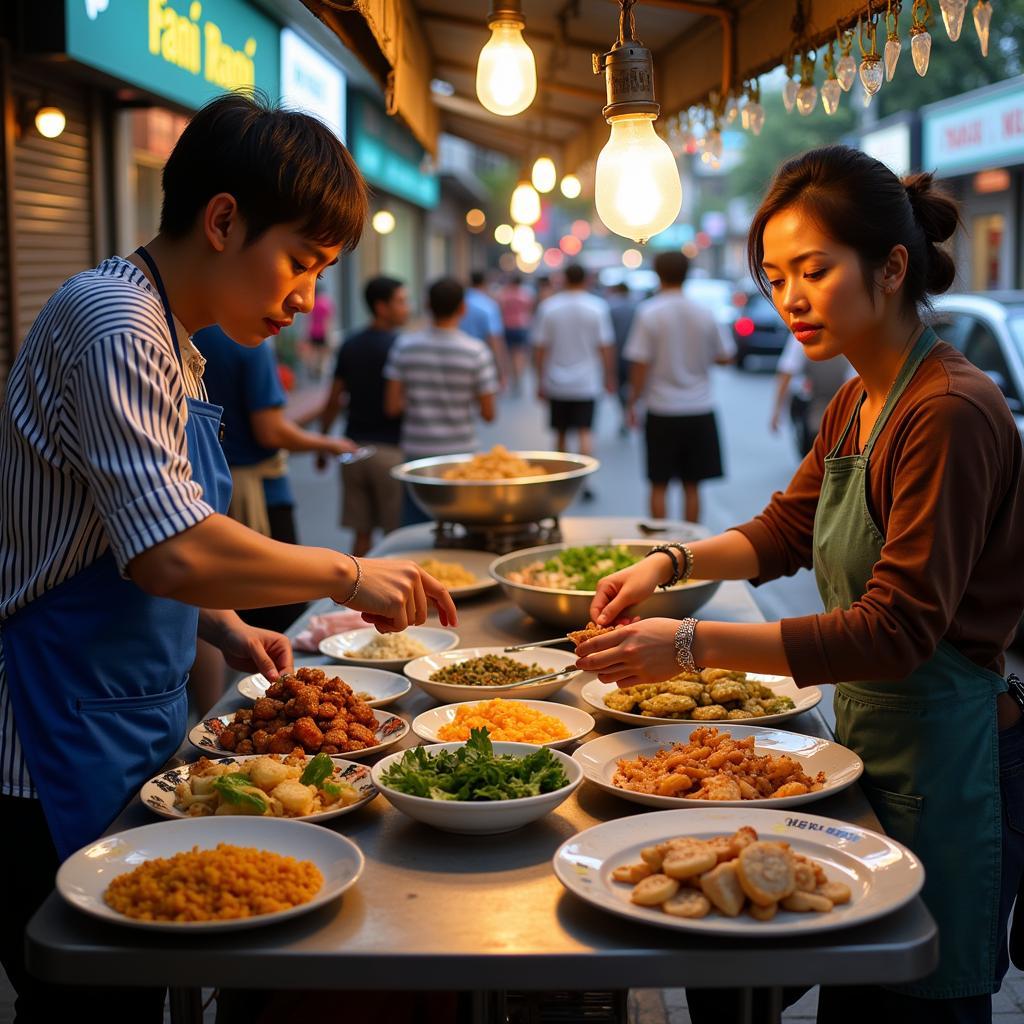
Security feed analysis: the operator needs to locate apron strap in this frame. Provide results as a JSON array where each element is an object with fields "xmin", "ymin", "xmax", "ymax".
[
  {"xmin": 135, "ymin": 245, "xmax": 184, "ymax": 371},
  {"xmin": 861, "ymin": 327, "xmax": 938, "ymax": 458}
]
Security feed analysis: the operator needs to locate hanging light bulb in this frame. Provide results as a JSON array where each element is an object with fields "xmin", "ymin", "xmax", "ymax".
[
  {"xmin": 511, "ymin": 223, "xmax": 535, "ymax": 254},
  {"xmin": 743, "ymin": 81, "xmax": 765, "ymax": 135},
  {"xmin": 476, "ymin": 1, "xmax": 537, "ymax": 116},
  {"xmin": 509, "ymin": 180, "xmax": 541, "ymax": 225},
  {"xmin": 910, "ymin": 0, "xmax": 933, "ymax": 75},
  {"xmin": 531, "ymin": 155, "xmax": 557, "ymax": 193},
  {"xmin": 494, "ymin": 223, "xmax": 514, "ymax": 245},
  {"xmin": 559, "ymin": 173, "xmax": 582, "ymax": 199},
  {"xmin": 796, "ymin": 51, "xmax": 818, "ymax": 116},
  {"xmin": 884, "ymin": 1, "xmax": 902, "ymax": 80},
  {"xmin": 371, "ymin": 210, "xmax": 396, "ymax": 235},
  {"xmin": 837, "ymin": 28, "xmax": 857, "ymax": 90},
  {"xmin": 973, "ymin": 0, "xmax": 992, "ymax": 55},
  {"xmin": 821, "ymin": 43, "xmax": 842, "ymax": 115},
  {"xmin": 34, "ymin": 105, "xmax": 66, "ymax": 139},
  {"xmin": 939, "ymin": 0, "xmax": 967, "ymax": 39},
  {"xmin": 592, "ymin": 7, "xmax": 681, "ymax": 244},
  {"xmin": 859, "ymin": 14, "xmax": 884, "ymax": 102}
]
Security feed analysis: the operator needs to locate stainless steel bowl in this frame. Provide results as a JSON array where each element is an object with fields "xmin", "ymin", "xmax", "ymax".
[
  {"xmin": 391, "ymin": 452, "xmax": 599, "ymax": 526},
  {"xmin": 488, "ymin": 540, "xmax": 721, "ymax": 630}
]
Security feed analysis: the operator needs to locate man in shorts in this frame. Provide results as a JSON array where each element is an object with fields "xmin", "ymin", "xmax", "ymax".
[
  {"xmin": 624, "ymin": 251, "xmax": 734, "ymax": 523},
  {"xmin": 531, "ymin": 264, "xmax": 615, "ymax": 493},
  {"xmin": 315, "ymin": 276, "xmax": 409, "ymax": 555}
]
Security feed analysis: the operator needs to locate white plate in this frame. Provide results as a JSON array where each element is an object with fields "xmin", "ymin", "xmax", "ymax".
[
  {"xmin": 140, "ymin": 754, "xmax": 377, "ymax": 822},
  {"xmin": 57, "ymin": 816, "xmax": 364, "ymax": 932},
  {"xmin": 236, "ymin": 665, "xmax": 411, "ymax": 708},
  {"xmin": 412, "ymin": 699, "xmax": 595, "ymax": 750},
  {"xmin": 372, "ymin": 741, "xmax": 583, "ymax": 834},
  {"xmin": 189, "ymin": 708, "xmax": 409, "ymax": 758},
  {"xmin": 319, "ymin": 626, "xmax": 460, "ymax": 670},
  {"xmin": 404, "ymin": 646, "xmax": 581, "ymax": 703},
  {"xmin": 553, "ymin": 807, "xmax": 924, "ymax": 937},
  {"xmin": 389, "ymin": 548, "xmax": 500, "ymax": 599},
  {"xmin": 573, "ymin": 723, "xmax": 863, "ymax": 809},
  {"xmin": 580, "ymin": 674, "xmax": 821, "ymax": 728}
]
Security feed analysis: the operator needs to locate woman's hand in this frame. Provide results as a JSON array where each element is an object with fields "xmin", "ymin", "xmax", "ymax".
[
  {"xmin": 338, "ymin": 558, "xmax": 458, "ymax": 632},
  {"xmin": 575, "ymin": 617, "xmax": 680, "ymax": 687},
  {"xmin": 589, "ymin": 553, "xmax": 673, "ymax": 626},
  {"xmin": 215, "ymin": 621, "xmax": 293, "ymax": 680}
]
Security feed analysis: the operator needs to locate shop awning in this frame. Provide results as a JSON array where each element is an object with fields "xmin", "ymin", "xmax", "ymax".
[{"xmin": 300, "ymin": 0, "xmax": 876, "ymax": 163}]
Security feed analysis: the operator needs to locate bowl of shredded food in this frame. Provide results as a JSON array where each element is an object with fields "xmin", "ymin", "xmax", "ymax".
[
  {"xmin": 411, "ymin": 698, "xmax": 595, "ymax": 749},
  {"xmin": 320, "ymin": 626, "xmax": 460, "ymax": 669},
  {"xmin": 490, "ymin": 541, "xmax": 720, "ymax": 630},
  {"xmin": 371, "ymin": 729, "xmax": 583, "ymax": 833},
  {"xmin": 57, "ymin": 816, "xmax": 364, "ymax": 931},
  {"xmin": 404, "ymin": 646, "xmax": 581, "ymax": 703},
  {"xmin": 391, "ymin": 447, "xmax": 599, "ymax": 526}
]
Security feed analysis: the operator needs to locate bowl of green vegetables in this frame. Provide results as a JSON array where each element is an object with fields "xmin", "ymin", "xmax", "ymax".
[
  {"xmin": 489, "ymin": 540, "xmax": 720, "ymax": 630},
  {"xmin": 370, "ymin": 729, "xmax": 583, "ymax": 834}
]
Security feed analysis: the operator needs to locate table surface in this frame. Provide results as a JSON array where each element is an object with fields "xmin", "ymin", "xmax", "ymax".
[{"xmin": 26, "ymin": 517, "xmax": 938, "ymax": 991}]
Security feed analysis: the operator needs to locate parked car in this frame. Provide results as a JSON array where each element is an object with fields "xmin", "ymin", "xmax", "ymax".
[
  {"xmin": 732, "ymin": 291, "xmax": 790, "ymax": 369},
  {"xmin": 925, "ymin": 291, "xmax": 1024, "ymax": 444}
]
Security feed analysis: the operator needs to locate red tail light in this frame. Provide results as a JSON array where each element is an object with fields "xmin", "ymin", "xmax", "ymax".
[{"xmin": 734, "ymin": 317, "xmax": 755, "ymax": 337}]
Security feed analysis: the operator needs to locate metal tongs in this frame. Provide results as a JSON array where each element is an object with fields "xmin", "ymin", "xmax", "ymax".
[
  {"xmin": 503, "ymin": 637, "xmax": 573, "ymax": 653},
  {"xmin": 482, "ymin": 666, "xmax": 579, "ymax": 691}
]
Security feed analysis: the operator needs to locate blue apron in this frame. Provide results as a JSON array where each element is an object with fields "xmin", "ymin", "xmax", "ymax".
[{"xmin": 1, "ymin": 247, "xmax": 231, "ymax": 859}]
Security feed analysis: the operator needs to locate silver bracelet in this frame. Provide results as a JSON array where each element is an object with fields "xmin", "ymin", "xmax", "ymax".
[
  {"xmin": 669, "ymin": 543, "xmax": 695, "ymax": 582},
  {"xmin": 340, "ymin": 553, "xmax": 362, "ymax": 605},
  {"xmin": 674, "ymin": 617, "xmax": 702, "ymax": 673}
]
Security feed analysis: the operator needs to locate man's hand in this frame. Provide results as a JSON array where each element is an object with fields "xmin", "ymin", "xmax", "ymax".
[
  {"xmin": 336, "ymin": 558, "xmax": 459, "ymax": 633},
  {"xmin": 210, "ymin": 616, "xmax": 292, "ymax": 680}
]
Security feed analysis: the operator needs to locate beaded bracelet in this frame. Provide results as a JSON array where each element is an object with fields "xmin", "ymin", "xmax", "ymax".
[
  {"xmin": 674, "ymin": 617, "xmax": 702, "ymax": 673},
  {"xmin": 668, "ymin": 542, "xmax": 695, "ymax": 582},
  {"xmin": 645, "ymin": 545, "xmax": 680, "ymax": 589},
  {"xmin": 340, "ymin": 553, "xmax": 362, "ymax": 605}
]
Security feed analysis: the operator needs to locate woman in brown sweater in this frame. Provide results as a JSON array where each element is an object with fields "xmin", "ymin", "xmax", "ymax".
[{"xmin": 576, "ymin": 145, "xmax": 1024, "ymax": 1022}]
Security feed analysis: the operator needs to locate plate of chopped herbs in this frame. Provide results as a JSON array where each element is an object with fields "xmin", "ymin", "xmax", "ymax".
[{"xmin": 370, "ymin": 729, "xmax": 583, "ymax": 833}]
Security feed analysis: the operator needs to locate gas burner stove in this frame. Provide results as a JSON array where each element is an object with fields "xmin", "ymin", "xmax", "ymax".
[{"xmin": 432, "ymin": 517, "xmax": 562, "ymax": 555}]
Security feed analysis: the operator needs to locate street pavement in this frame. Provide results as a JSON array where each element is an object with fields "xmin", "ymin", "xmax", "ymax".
[{"xmin": 4, "ymin": 362, "xmax": 1022, "ymax": 1023}]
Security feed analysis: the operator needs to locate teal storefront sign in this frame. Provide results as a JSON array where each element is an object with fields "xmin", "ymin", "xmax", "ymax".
[
  {"xmin": 349, "ymin": 92, "xmax": 438, "ymax": 209},
  {"xmin": 66, "ymin": 0, "xmax": 280, "ymax": 110}
]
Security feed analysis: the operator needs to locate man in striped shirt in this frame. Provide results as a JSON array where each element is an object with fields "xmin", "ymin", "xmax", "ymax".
[
  {"xmin": 0, "ymin": 93, "xmax": 456, "ymax": 1022},
  {"xmin": 384, "ymin": 276, "xmax": 499, "ymax": 461}
]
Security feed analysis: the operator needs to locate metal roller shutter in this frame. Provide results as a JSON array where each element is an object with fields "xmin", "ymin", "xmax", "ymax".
[{"xmin": 11, "ymin": 69, "xmax": 95, "ymax": 345}]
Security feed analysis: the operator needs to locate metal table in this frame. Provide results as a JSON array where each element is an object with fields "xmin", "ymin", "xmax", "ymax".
[{"xmin": 26, "ymin": 517, "xmax": 938, "ymax": 1022}]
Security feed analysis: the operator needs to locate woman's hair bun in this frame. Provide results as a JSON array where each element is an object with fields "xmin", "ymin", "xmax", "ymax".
[{"xmin": 902, "ymin": 171, "xmax": 959, "ymax": 294}]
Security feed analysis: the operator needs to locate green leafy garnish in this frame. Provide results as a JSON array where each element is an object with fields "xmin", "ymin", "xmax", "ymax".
[
  {"xmin": 211, "ymin": 774, "xmax": 268, "ymax": 813},
  {"xmin": 540, "ymin": 545, "xmax": 643, "ymax": 591},
  {"xmin": 300, "ymin": 752, "xmax": 334, "ymax": 788},
  {"xmin": 379, "ymin": 728, "xmax": 569, "ymax": 801}
]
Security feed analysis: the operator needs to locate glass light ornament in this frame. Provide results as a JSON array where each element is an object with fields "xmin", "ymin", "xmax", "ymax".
[
  {"xmin": 594, "ymin": 113, "xmax": 682, "ymax": 244},
  {"xmin": 884, "ymin": 36, "xmax": 902, "ymax": 80},
  {"xmin": 973, "ymin": 0, "xmax": 992, "ymax": 56},
  {"xmin": 746, "ymin": 100, "xmax": 765, "ymax": 135},
  {"xmin": 706, "ymin": 127, "xmax": 724, "ymax": 160},
  {"xmin": 939, "ymin": 0, "xmax": 967, "ymax": 40},
  {"xmin": 783, "ymin": 78, "xmax": 799, "ymax": 113},
  {"xmin": 911, "ymin": 27, "xmax": 933, "ymax": 73},
  {"xmin": 510, "ymin": 223, "xmax": 535, "ymax": 253},
  {"xmin": 509, "ymin": 181, "xmax": 541, "ymax": 225},
  {"xmin": 796, "ymin": 82, "xmax": 818, "ymax": 116},
  {"xmin": 837, "ymin": 54, "xmax": 857, "ymax": 90},
  {"xmin": 34, "ymin": 106, "xmax": 66, "ymax": 139},
  {"xmin": 531, "ymin": 155, "xmax": 556, "ymax": 194},
  {"xmin": 821, "ymin": 78, "xmax": 842, "ymax": 115},
  {"xmin": 476, "ymin": 16, "xmax": 537, "ymax": 116},
  {"xmin": 559, "ymin": 173, "xmax": 582, "ymax": 199}
]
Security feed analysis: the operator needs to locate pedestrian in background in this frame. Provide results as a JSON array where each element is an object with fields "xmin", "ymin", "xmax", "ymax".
[
  {"xmin": 314, "ymin": 276, "xmax": 409, "ymax": 556},
  {"xmin": 770, "ymin": 333, "xmax": 852, "ymax": 457},
  {"xmin": 606, "ymin": 280, "xmax": 638, "ymax": 434},
  {"xmin": 460, "ymin": 269, "xmax": 508, "ymax": 390},
  {"xmin": 498, "ymin": 273, "xmax": 534, "ymax": 392},
  {"xmin": 531, "ymin": 263, "xmax": 615, "ymax": 497},
  {"xmin": 385, "ymin": 277, "xmax": 499, "ymax": 524},
  {"xmin": 624, "ymin": 251, "xmax": 733, "ymax": 523},
  {"xmin": 306, "ymin": 283, "xmax": 334, "ymax": 380}
]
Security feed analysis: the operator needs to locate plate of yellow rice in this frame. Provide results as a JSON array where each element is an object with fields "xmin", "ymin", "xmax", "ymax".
[{"xmin": 411, "ymin": 698, "xmax": 595, "ymax": 750}]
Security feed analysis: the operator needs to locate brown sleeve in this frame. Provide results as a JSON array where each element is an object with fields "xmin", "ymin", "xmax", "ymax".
[
  {"xmin": 781, "ymin": 394, "xmax": 1006, "ymax": 686},
  {"xmin": 729, "ymin": 387, "xmax": 856, "ymax": 583}
]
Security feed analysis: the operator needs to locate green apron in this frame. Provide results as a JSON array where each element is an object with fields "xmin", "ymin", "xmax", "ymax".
[{"xmin": 813, "ymin": 327, "xmax": 1006, "ymax": 999}]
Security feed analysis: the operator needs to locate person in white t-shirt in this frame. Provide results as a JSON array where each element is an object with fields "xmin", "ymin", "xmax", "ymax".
[
  {"xmin": 624, "ymin": 251, "xmax": 734, "ymax": 523},
  {"xmin": 531, "ymin": 264, "xmax": 616, "ymax": 489}
]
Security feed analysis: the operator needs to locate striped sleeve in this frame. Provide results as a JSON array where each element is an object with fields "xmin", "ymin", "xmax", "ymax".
[
  {"xmin": 476, "ymin": 345, "xmax": 499, "ymax": 397},
  {"xmin": 63, "ymin": 332, "xmax": 214, "ymax": 573}
]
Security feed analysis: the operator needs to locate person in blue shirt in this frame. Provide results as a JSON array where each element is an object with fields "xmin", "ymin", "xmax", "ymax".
[
  {"xmin": 196, "ymin": 325, "xmax": 357, "ymax": 635},
  {"xmin": 460, "ymin": 270, "xmax": 508, "ymax": 389}
]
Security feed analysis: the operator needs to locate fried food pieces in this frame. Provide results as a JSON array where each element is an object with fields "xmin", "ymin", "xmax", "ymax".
[
  {"xmin": 567, "ymin": 621, "xmax": 618, "ymax": 648},
  {"xmin": 612, "ymin": 726, "xmax": 826, "ymax": 801},
  {"xmin": 218, "ymin": 668, "xmax": 379, "ymax": 756},
  {"xmin": 615, "ymin": 827, "xmax": 851, "ymax": 921},
  {"xmin": 603, "ymin": 668, "xmax": 796, "ymax": 721}
]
